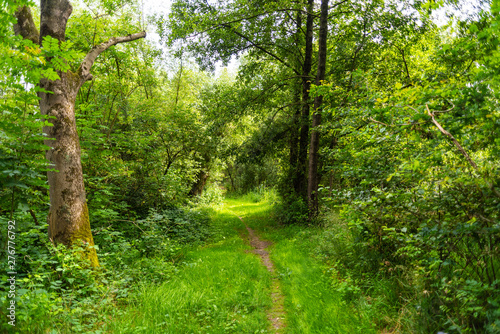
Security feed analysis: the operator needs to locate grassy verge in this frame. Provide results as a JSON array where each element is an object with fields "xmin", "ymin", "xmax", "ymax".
[
  {"xmin": 106, "ymin": 206, "xmax": 272, "ymax": 333},
  {"xmin": 107, "ymin": 196, "xmax": 376, "ymax": 333},
  {"xmin": 238, "ymin": 199, "xmax": 375, "ymax": 334}
]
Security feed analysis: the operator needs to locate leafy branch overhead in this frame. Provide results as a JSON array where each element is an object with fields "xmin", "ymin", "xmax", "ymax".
[{"xmin": 1, "ymin": 0, "xmax": 499, "ymax": 333}]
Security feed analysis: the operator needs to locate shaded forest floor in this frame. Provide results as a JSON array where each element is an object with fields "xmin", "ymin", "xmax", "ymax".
[{"xmin": 107, "ymin": 197, "xmax": 375, "ymax": 333}]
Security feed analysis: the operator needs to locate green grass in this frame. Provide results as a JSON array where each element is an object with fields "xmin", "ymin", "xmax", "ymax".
[
  {"xmin": 107, "ymin": 210, "xmax": 272, "ymax": 333},
  {"xmin": 107, "ymin": 197, "xmax": 375, "ymax": 333},
  {"xmin": 240, "ymin": 200, "xmax": 375, "ymax": 334}
]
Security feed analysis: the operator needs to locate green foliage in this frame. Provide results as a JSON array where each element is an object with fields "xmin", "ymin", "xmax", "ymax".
[
  {"xmin": 137, "ymin": 206, "xmax": 212, "ymax": 246},
  {"xmin": 0, "ymin": 4, "xmax": 60, "ymax": 233},
  {"xmin": 108, "ymin": 236, "xmax": 271, "ymax": 332},
  {"xmin": 0, "ymin": 204, "xmax": 216, "ymax": 332},
  {"xmin": 273, "ymin": 194, "xmax": 308, "ymax": 225},
  {"xmin": 195, "ymin": 184, "xmax": 225, "ymax": 208},
  {"xmin": 103, "ymin": 198, "xmax": 274, "ymax": 333},
  {"xmin": 302, "ymin": 4, "xmax": 500, "ymax": 332},
  {"xmin": 0, "ymin": 224, "xmax": 115, "ymax": 333},
  {"xmin": 228, "ymin": 197, "xmax": 376, "ymax": 333},
  {"xmin": 3, "ymin": 0, "xmax": 500, "ymax": 332}
]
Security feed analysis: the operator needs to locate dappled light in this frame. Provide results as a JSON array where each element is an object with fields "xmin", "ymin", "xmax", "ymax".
[{"xmin": 1, "ymin": 0, "xmax": 499, "ymax": 333}]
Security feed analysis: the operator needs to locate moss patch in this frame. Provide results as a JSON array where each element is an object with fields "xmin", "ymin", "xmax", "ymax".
[{"xmin": 70, "ymin": 202, "xmax": 99, "ymax": 267}]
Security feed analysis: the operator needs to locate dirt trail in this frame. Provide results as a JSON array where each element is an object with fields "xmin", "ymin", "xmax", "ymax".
[{"xmin": 239, "ymin": 217, "xmax": 286, "ymax": 332}]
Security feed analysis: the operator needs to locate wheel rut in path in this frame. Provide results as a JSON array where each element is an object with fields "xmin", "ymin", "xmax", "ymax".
[{"xmin": 238, "ymin": 217, "xmax": 286, "ymax": 332}]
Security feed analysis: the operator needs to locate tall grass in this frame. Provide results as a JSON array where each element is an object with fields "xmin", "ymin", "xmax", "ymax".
[
  {"xmin": 234, "ymin": 197, "xmax": 376, "ymax": 333},
  {"xmin": 107, "ymin": 207, "xmax": 272, "ymax": 333},
  {"xmin": 107, "ymin": 195, "xmax": 377, "ymax": 333}
]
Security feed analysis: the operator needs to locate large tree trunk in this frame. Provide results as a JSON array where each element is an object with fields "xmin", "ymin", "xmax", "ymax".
[
  {"xmin": 293, "ymin": 0, "xmax": 314, "ymax": 200},
  {"xmin": 40, "ymin": 72, "xmax": 99, "ymax": 266},
  {"xmin": 14, "ymin": 1, "xmax": 145, "ymax": 267},
  {"xmin": 307, "ymin": 0, "xmax": 329, "ymax": 217}
]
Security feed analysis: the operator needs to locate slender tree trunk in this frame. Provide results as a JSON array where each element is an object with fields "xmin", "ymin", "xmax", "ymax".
[
  {"xmin": 289, "ymin": 85, "xmax": 301, "ymax": 169},
  {"xmin": 229, "ymin": 169, "xmax": 235, "ymax": 192},
  {"xmin": 174, "ymin": 58, "xmax": 183, "ymax": 107},
  {"xmin": 289, "ymin": 11, "xmax": 303, "ymax": 180},
  {"xmin": 294, "ymin": 0, "xmax": 314, "ymax": 200},
  {"xmin": 307, "ymin": 0, "xmax": 329, "ymax": 217},
  {"xmin": 14, "ymin": 1, "xmax": 145, "ymax": 267}
]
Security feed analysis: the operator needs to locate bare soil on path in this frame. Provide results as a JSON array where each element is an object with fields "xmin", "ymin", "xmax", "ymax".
[{"xmin": 239, "ymin": 217, "xmax": 286, "ymax": 333}]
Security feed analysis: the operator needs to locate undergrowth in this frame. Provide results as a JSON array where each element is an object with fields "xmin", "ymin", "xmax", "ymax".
[{"xmin": 0, "ymin": 203, "xmax": 217, "ymax": 333}]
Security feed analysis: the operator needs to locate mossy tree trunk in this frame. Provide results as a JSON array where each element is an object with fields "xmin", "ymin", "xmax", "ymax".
[
  {"xmin": 41, "ymin": 71, "xmax": 100, "ymax": 266},
  {"xmin": 14, "ymin": 1, "xmax": 146, "ymax": 267}
]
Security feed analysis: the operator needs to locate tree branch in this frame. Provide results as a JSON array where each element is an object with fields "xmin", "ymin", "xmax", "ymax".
[
  {"xmin": 14, "ymin": 5, "xmax": 39, "ymax": 45},
  {"xmin": 399, "ymin": 47, "xmax": 411, "ymax": 82},
  {"xmin": 222, "ymin": 24, "xmax": 299, "ymax": 75},
  {"xmin": 368, "ymin": 117, "xmax": 391, "ymax": 127},
  {"xmin": 426, "ymin": 104, "xmax": 500, "ymax": 199},
  {"xmin": 79, "ymin": 31, "xmax": 146, "ymax": 82},
  {"xmin": 426, "ymin": 104, "xmax": 477, "ymax": 169}
]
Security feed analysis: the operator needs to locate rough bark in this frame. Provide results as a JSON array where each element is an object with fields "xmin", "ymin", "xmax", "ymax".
[
  {"xmin": 40, "ymin": 71, "xmax": 99, "ymax": 266},
  {"xmin": 40, "ymin": 0, "xmax": 72, "ymax": 42},
  {"xmin": 294, "ymin": 0, "xmax": 314, "ymax": 200},
  {"xmin": 14, "ymin": 1, "xmax": 146, "ymax": 267},
  {"xmin": 307, "ymin": 0, "xmax": 329, "ymax": 217},
  {"xmin": 13, "ymin": 5, "xmax": 39, "ymax": 44}
]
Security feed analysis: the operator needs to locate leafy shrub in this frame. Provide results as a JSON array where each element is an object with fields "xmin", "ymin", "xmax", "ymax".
[
  {"xmin": 0, "ymin": 225, "xmax": 112, "ymax": 333},
  {"xmin": 314, "ymin": 188, "xmax": 500, "ymax": 333},
  {"xmin": 0, "ymin": 205, "xmax": 204, "ymax": 333},
  {"xmin": 195, "ymin": 184, "xmax": 225, "ymax": 208},
  {"xmin": 273, "ymin": 194, "xmax": 308, "ymax": 225},
  {"xmin": 137, "ymin": 207, "xmax": 212, "ymax": 246}
]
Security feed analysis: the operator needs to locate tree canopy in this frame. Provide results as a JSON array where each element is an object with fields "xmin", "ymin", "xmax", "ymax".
[{"xmin": 1, "ymin": 0, "xmax": 499, "ymax": 332}]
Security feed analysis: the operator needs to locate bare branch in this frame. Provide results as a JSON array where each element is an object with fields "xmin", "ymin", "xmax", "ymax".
[
  {"xmin": 426, "ymin": 104, "xmax": 478, "ymax": 170},
  {"xmin": 396, "ymin": 46, "xmax": 411, "ymax": 83},
  {"xmin": 93, "ymin": 13, "xmax": 110, "ymax": 20},
  {"xmin": 394, "ymin": 104, "xmax": 420, "ymax": 114},
  {"xmin": 433, "ymin": 99, "xmax": 455, "ymax": 113},
  {"xmin": 368, "ymin": 117, "xmax": 391, "ymax": 127},
  {"xmin": 330, "ymin": 0, "xmax": 350, "ymax": 10},
  {"xmin": 79, "ymin": 31, "xmax": 146, "ymax": 82},
  {"xmin": 426, "ymin": 104, "xmax": 500, "ymax": 199}
]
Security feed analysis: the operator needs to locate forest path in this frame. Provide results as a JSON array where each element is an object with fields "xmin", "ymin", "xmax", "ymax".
[
  {"xmin": 239, "ymin": 216, "xmax": 286, "ymax": 332},
  {"xmin": 108, "ymin": 197, "xmax": 375, "ymax": 333}
]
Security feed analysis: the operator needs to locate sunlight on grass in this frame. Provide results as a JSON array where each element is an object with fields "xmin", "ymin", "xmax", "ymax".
[
  {"xmin": 107, "ymin": 204, "xmax": 272, "ymax": 333},
  {"xmin": 107, "ymin": 197, "xmax": 374, "ymax": 333},
  {"xmin": 271, "ymin": 240, "xmax": 375, "ymax": 334},
  {"xmin": 241, "ymin": 200, "xmax": 376, "ymax": 334}
]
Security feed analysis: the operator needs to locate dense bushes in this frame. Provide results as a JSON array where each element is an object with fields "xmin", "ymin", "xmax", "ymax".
[
  {"xmin": 306, "ymin": 7, "xmax": 500, "ymax": 332},
  {"xmin": 311, "ymin": 190, "xmax": 500, "ymax": 333},
  {"xmin": 273, "ymin": 194, "xmax": 309, "ymax": 225},
  {"xmin": 0, "ymin": 202, "xmax": 218, "ymax": 333}
]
